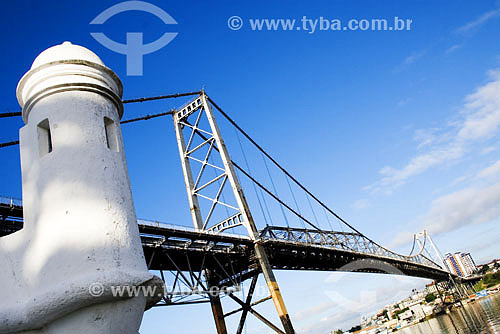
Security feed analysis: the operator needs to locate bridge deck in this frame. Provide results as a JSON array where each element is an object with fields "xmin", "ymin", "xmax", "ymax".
[
  {"xmin": 139, "ymin": 221, "xmax": 450, "ymax": 284},
  {"xmin": 1, "ymin": 200, "xmax": 450, "ymax": 286}
]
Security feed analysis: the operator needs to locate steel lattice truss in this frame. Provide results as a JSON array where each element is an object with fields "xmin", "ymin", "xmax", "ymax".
[
  {"xmin": 139, "ymin": 220, "xmax": 256, "ymax": 307},
  {"xmin": 259, "ymin": 226, "xmax": 442, "ymax": 270},
  {"xmin": 139, "ymin": 219, "xmax": 451, "ymax": 299},
  {"xmin": 174, "ymin": 96, "xmax": 246, "ymax": 234}
]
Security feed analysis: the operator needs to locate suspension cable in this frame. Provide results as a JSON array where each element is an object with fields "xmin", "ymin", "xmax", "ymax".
[
  {"xmin": 0, "ymin": 110, "xmax": 175, "ymax": 148},
  {"xmin": 285, "ymin": 174, "xmax": 305, "ymax": 229},
  {"xmin": 259, "ymin": 179, "xmax": 274, "ymax": 229},
  {"xmin": 206, "ymin": 95, "xmax": 367, "ymax": 237},
  {"xmin": 322, "ymin": 207, "xmax": 335, "ymax": 231},
  {"xmin": 305, "ymin": 193, "xmax": 320, "ymax": 229},
  {"xmin": 262, "ymin": 154, "xmax": 290, "ymax": 228},
  {"xmin": 185, "ymin": 122, "xmax": 322, "ymax": 231},
  {"xmin": 1, "ymin": 91, "xmax": 197, "ymax": 145},
  {"xmin": 0, "ymin": 111, "xmax": 21, "ymax": 118},
  {"xmin": 0, "ymin": 140, "xmax": 19, "ymax": 148},
  {"xmin": 120, "ymin": 110, "xmax": 173, "ymax": 124},
  {"xmin": 0, "ymin": 91, "xmax": 200, "ymax": 120},
  {"xmin": 205, "ymin": 96, "xmax": 433, "ymax": 260},
  {"xmin": 122, "ymin": 91, "xmax": 202, "ymax": 104},
  {"xmin": 235, "ymin": 127, "xmax": 269, "ymax": 227},
  {"xmin": 235, "ymin": 160, "xmax": 320, "ymax": 231}
]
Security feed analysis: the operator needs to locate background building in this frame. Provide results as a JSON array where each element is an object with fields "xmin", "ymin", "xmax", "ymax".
[{"xmin": 444, "ymin": 252, "xmax": 478, "ymax": 277}]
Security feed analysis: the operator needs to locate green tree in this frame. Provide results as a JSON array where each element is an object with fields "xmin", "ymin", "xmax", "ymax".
[
  {"xmin": 474, "ymin": 281, "xmax": 485, "ymax": 292},
  {"xmin": 474, "ymin": 271, "xmax": 500, "ymax": 291},
  {"xmin": 349, "ymin": 325, "xmax": 361, "ymax": 332},
  {"xmin": 425, "ymin": 293, "xmax": 437, "ymax": 303},
  {"xmin": 393, "ymin": 307, "xmax": 409, "ymax": 320},
  {"xmin": 479, "ymin": 265, "xmax": 489, "ymax": 275},
  {"xmin": 333, "ymin": 330, "xmax": 343, "ymax": 334}
]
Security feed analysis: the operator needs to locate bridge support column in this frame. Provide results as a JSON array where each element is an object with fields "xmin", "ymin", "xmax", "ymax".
[
  {"xmin": 201, "ymin": 95, "xmax": 294, "ymax": 334},
  {"xmin": 236, "ymin": 275, "xmax": 259, "ymax": 334},
  {"xmin": 173, "ymin": 93, "xmax": 295, "ymax": 333},
  {"xmin": 434, "ymin": 280, "xmax": 445, "ymax": 304},
  {"xmin": 254, "ymin": 244, "xmax": 295, "ymax": 334},
  {"xmin": 210, "ymin": 295, "xmax": 228, "ymax": 334},
  {"xmin": 206, "ymin": 270, "xmax": 228, "ymax": 334}
]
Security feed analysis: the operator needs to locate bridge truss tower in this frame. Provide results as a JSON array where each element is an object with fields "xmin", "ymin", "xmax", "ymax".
[
  {"xmin": 414, "ymin": 231, "xmax": 467, "ymax": 299},
  {"xmin": 172, "ymin": 93, "xmax": 295, "ymax": 334}
]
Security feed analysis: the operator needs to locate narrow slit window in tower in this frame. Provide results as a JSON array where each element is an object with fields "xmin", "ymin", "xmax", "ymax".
[
  {"xmin": 37, "ymin": 119, "xmax": 52, "ymax": 156},
  {"xmin": 104, "ymin": 117, "xmax": 119, "ymax": 152}
]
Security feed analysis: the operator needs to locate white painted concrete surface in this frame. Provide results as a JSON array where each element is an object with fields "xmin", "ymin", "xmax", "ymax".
[{"xmin": 0, "ymin": 42, "xmax": 162, "ymax": 333}]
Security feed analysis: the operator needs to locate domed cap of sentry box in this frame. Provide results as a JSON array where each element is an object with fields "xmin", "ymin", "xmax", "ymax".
[
  {"xmin": 16, "ymin": 41, "xmax": 123, "ymax": 123},
  {"xmin": 30, "ymin": 41, "xmax": 105, "ymax": 70}
]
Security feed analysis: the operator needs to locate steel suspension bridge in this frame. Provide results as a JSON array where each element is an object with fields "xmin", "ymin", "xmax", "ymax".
[{"xmin": 0, "ymin": 92, "xmax": 460, "ymax": 334}]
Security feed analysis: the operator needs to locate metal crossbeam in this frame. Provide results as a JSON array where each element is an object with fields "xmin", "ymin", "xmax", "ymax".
[{"xmin": 208, "ymin": 213, "xmax": 245, "ymax": 233}]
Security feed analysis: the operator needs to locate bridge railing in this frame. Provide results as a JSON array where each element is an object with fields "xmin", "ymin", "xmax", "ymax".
[
  {"xmin": 1, "ymin": 197, "xmax": 444, "ymax": 273},
  {"xmin": 137, "ymin": 218, "xmax": 251, "ymax": 240},
  {"xmin": 259, "ymin": 226, "xmax": 443, "ymax": 270},
  {"xmin": 0, "ymin": 196, "xmax": 22, "ymax": 208}
]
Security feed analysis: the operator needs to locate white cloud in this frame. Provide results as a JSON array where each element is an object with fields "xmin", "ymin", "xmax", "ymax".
[
  {"xmin": 297, "ymin": 309, "xmax": 360, "ymax": 333},
  {"xmin": 423, "ymin": 182, "xmax": 500, "ymax": 235},
  {"xmin": 295, "ymin": 276, "xmax": 423, "ymax": 333},
  {"xmin": 445, "ymin": 44, "xmax": 463, "ymax": 55},
  {"xmin": 458, "ymin": 70, "xmax": 500, "ymax": 140},
  {"xmin": 476, "ymin": 159, "xmax": 500, "ymax": 180},
  {"xmin": 351, "ymin": 199, "xmax": 371, "ymax": 210},
  {"xmin": 395, "ymin": 51, "xmax": 425, "ymax": 72},
  {"xmin": 365, "ymin": 143, "xmax": 464, "ymax": 194},
  {"xmin": 481, "ymin": 146, "xmax": 497, "ymax": 155},
  {"xmin": 366, "ymin": 69, "xmax": 500, "ymax": 194},
  {"xmin": 455, "ymin": 9, "xmax": 500, "ymax": 33},
  {"xmin": 390, "ymin": 159, "xmax": 500, "ymax": 249},
  {"xmin": 467, "ymin": 229, "xmax": 500, "ymax": 263},
  {"xmin": 413, "ymin": 127, "xmax": 440, "ymax": 149},
  {"xmin": 397, "ymin": 97, "xmax": 412, "ymax": 107},
  {"xmin": 404, "ymin": 51, "xmax": 425, "ymax": 65},
  {"xmin": 388, "ymin": 231, "xmax": 414, "ymax": 249},
  {"xmin": 294, "ymin": 301, "xmax": 336, "ymax": 321}
]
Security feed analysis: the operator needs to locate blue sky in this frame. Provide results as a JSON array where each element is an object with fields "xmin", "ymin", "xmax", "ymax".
[{"xmin": 1, "ymin": 0, "xmax": 500, "ymax": 333}]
